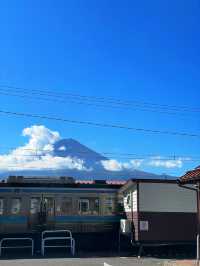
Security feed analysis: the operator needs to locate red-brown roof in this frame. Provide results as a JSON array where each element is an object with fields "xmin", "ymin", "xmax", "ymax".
[
  {"xmin": 75, "ymin": 180, "xmax": 126, "ymax": 185},
  {"xmin": 106, "ymin": 180, "xmax": 126, "ymax": 185},
  {"xmin": 180, "ymin": 168, "xmax": 200, "ymax": 183},
  {"xmin": 75, "ymin": 180, "xmax": 94, "ymax": 184}
]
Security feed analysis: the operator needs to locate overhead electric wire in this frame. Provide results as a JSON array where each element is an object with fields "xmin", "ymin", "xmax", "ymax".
[
  {"xmin": 0, "ymin": 109, "xmax": 199, "ymax": 138},
  {"xmin": 0, "ymin": 86, "xmax": 198, "ymax": 170},
  {"xmin": 0, "ymin": 153, "xmax": 198, "ymax": 161},
  {"xmin": 0, "ymin": 89, "xmax": 190, "ymax": 116},
  {"xmin": 2, "ymin": 84, "xmax": 199, "ymax": 112},
  {"xmin": 1, "ymin": 85, "xmax": 199, "ymax": 113},
  {"xmin": 1, "ymin": 89, "xmax": 178, "ymax": 115},
  {"xmin": 0, "ymin": 146, "xmax": 198, "ymax": 160},
  {"xmin": 0, "ymin": 85, "xmax": 199, "ymax": 114}
]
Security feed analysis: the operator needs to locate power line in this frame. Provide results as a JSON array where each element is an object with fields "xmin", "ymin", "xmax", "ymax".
[
  {"xmin": 0, "ymin": 146, "xmax": 199, "ymax": 160},
  {"xmin": 0, "ymin": 109, "xmax": 199, "ymax": 138},
  {"xmin": 0, "ymin": 85, "xmax": 199, "ymax": 115},
  {"xmin": 0, "ymin": 153, "xmax": 198, "ymax": 162},
  {"xmin": 0, "ymin": 157, "xmax": 198, "ymax": 172},
  {"xmin": 0, "ymin": 89, "xmax": 191, "ymax": 116},
  {"xmin": 2, "ymin": 85, "xmax": 199, "ymax": 112}
]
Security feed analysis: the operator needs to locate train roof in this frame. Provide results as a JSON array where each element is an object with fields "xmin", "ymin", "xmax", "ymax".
[
  {"xmin": 0, "ymin": 176, "xmax": 125, "ymax": 189},
  {"xmin": 0, "ymin": 176, "xmax": 179, "ymax": 190}
]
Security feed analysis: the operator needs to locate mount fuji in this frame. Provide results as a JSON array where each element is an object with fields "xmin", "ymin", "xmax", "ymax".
[{"xmin": 1, "ymin": 138, "xmax": 173, "ymax": 180}]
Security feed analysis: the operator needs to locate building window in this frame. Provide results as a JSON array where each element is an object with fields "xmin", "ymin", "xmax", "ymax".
[
  {"xmin": 79, "ymin": 199, "xmax": 89, "ymax": 214},
  {"xmin": 30, "ymin": 198, "xmax": 40, "ymax": 214},
  {"xmin": 11, "ymin": 198, "xmax": 21, "ymax": 215},
  {"xmin": 0, "ymin": 199, "xmax": 4, "ymax": 215}
]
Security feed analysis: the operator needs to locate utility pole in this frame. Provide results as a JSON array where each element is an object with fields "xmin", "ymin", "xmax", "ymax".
[
  {"xmin": 178, "ymin": 181, "xmax": 200, "ymax": 265},
  {"xmin": 197, "ymin": 183, "xmax": 200, "ymax": 265}
]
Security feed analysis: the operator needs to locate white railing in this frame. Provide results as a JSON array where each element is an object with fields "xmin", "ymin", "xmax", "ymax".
[
  {"xmin": 0, "ymin": 237, "xmax": 34, "ymax": 256},
  {"xmin": 41, "ymin": 230, "xmax": 75, "ymax": 256}
]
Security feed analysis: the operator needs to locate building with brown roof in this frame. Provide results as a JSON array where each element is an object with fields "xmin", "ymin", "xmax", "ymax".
[{"xmin": 180, "ymin": 167, "xmax": 200, "ymax": 184}]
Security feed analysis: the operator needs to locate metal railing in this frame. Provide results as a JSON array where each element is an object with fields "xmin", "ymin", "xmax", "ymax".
[
  {"xmin": 41, "ymin": 230, "xmax": 75, "ymax": 256},
  {"xmin": 0, "ymin": 237, "xmax": 34, "ymax": 256}
]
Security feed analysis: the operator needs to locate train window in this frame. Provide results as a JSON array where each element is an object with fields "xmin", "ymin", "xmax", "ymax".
[
  {"xmin": 93, "ymin": 199, "xmax": 100, "ymax": 215},
  {"xmin": 104, "ymin": 197, "xmax": 115, "ymax": 215},
  {"xmin": 61, "ymin": 198, "xmax": 72, "ymax": 213},
  {"xmin": 11, "ymin": 198, "xmax": 21, "ymax": 215},
  {"xmin": 30, "ymin": 198, "xmax": 40, "ymax": 214},
  {"xmin": 117, "ymin": 197, "xmax": 124, "ymax": 213},
  {"xmin": 79, "ymin": 199, "xmax": 89, "ymax": 214},
  {"xmin": 56, "ymin": 197, "xmax": 72, "ymax": 215},
  {"xmin": 78, "ymin": 198, "xmax": 100, "ymax": 215},
  {"xmin": 0, "ymin": 198, "xmax": 4, "ymax": 215},
  {"xmin": 44, "ymin": 198, "xmax": 54, "ymax": 216}
]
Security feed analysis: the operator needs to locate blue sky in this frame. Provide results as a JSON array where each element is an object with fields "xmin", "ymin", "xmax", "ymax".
[{"xmin": 0, "ymin": 0, "xmax": 199, "ymax": 176}]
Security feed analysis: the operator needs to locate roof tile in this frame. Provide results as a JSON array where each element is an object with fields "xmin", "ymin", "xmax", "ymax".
[{"xmin": 180, "ymin": 168, "xmax": 200, "ymax": 183}]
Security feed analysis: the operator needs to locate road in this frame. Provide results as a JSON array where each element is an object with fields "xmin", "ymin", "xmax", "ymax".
[{"xmin": 0, "ymin": 257, "xmax": 169, "ymax": 266}]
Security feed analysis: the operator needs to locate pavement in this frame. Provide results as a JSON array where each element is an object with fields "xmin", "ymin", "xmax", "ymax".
[
  {"xmin": 0, "ymin": 251, "xmax": 196, "ymax": 266},
  {"xmin": 0, "ymin": 257, "xmax": 169, "ymax": 266}
]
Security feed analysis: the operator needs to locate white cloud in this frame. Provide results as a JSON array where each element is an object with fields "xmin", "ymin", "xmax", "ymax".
[
  {"xmin": 101, "ymin": 160, "xmax": 123, "ymax": 171},
  {"xmin": 148, "ymin": 157, "xmax": 183, "ymax": 169},
  {"xmin": 101, "ymin": 156, "xmax": 184, "ymax": 171},
  {"xmin": 101, "ymin": 159, "xmax": 143, "ymax": 171},
  {"xmin": 22, "ymin": 125, "xmax": 60, "ymax": 152},
  {"xmin": 0, "ymin": 154, "xmax": 89, "ymax": 171},
  {"xmin": 0, "ymin": 125, "xmax": 90, "ymax": 172},
  {"xmin": 130, "ymin": 159, "xmax": 144, "ymax": 168}
]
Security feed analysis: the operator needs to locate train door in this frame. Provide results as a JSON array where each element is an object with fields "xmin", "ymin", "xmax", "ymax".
[
  {"xmin": 43, "ymin": 197, "xmax": 55, "ymax": 228},
  {"xmin": 29, "ymin": 196, "xmax": 55, "ymax": 230},
  {"xmin": 29, "ymin": 197, "xmax": 41, "ymax": 229}
]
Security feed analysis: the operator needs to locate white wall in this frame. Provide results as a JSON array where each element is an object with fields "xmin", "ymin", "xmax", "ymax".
[{"xmin": 139, "ymin": 183, "xmax": 197, "ymax": 213}]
